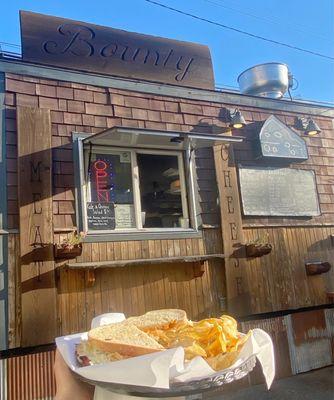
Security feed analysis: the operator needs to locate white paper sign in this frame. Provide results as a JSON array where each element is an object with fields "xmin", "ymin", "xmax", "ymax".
[
  {"xmin": 120, "ymin": 152, "xmax": 131, "ymax": 163},
  {"xmin": 115, "ymin": 204, "xmax": 135, "ymax": 228}
]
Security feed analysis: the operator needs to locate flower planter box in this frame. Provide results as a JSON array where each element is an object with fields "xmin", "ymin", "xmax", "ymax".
[
  {"xmin": 245, "ymin": 243, "xmax": 272, "ymax": 258},
  {"xmin": 54, "ymin": 244, "xmax": 82, "ymax": 260}
]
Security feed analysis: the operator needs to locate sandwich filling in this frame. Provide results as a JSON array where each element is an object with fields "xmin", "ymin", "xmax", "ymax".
[{"xmin": 76, "ymin": 341, "xmax": 128, "ymax": 366}]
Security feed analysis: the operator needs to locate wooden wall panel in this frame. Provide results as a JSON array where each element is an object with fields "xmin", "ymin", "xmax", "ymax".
[
  {"xmin": 243, "ymin": 226, "xmax": 333, "ymax": 313},
  {"xmin": 7, "ymin": 233, "xmax": 21, "ymax": 348},
  {"xmin": 56, "ymin": 229, "xmax": 225, "ymax": 336},
  {"xmin": 17, "ymin": 106, "xmax": 56, "ymax": 346},
  {"xmin": 6, "ymin": 73, "xmax": 333, "ymax": 231},
  {"xmin": 57, "ymin": 261, "xmax": 225, "ymax": 335},
  {"xmin": 214, "ymin": 143, "xmax": 251, "ymax": 316}
]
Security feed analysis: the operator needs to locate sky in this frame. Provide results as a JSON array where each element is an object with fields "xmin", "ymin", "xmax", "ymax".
[{"xmin": 1, "ymin": 0, "xmax": 334, "ymax": 104}]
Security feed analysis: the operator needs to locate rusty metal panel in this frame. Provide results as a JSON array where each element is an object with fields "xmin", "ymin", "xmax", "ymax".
[
  {"xmin": 285, "ymin": 309, "xmax": 332, "ymax": 374},
  {"xmin": 241, "ymin": 316, "xmax": 286, "ymax": 333},
  {"xmin": 6, "ymin": 350, "xmax": 56, "ymax": 400},
  {"xmin": 241, "ymin": 317, "xmax": 292, "ymax": 381},
  {"xmin": 324, "ymin": 308, "xmax": 334, "ymax": 362}
]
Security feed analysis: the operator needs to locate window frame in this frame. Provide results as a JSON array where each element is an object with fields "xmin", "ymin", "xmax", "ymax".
[{"xmin": 73, "ymin": 133, "xmax": 201, "ymax": 241}]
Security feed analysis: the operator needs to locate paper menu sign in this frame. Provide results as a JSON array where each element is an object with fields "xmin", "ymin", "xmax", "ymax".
[
  {"xmin": 55, "ymin": 314, "xmax": 275, "ymax": 390},
  {"xmin": 120, "ymin": 152, "xmax": 131, "ymax": 163},
  {"xmin": 115, "ymin": 204, "xmax": 135, "ymax": 228}
]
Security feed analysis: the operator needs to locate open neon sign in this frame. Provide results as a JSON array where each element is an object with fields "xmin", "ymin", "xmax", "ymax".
[{"xmin": 92, "ymin": 159, "xmax": 114, "ymax": 202}]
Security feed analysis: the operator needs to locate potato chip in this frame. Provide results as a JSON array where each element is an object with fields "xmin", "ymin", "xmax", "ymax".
[{"xmin": 145, "ymin": 314, "xmax": 250, "ymax": 370}]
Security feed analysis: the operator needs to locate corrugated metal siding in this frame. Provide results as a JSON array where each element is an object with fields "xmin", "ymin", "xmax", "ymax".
[
  {"xmin": 241, "ymin": 316, "xmax": 286, "ymax": 333},
  {"xmin": 6, "ymin": 350, "xmax": 56, "ymax": 400},
  {"xmin": 241, "ymin": 317, "xmax": 292, "ymax": 381},
  {"xmin": 285, "ymin": 309, "xmax": 333, "ymax": 374},
  {"xmin": 324, "ymin": 308, "xmax": 334, "ymax": 360},
  {"xmin": 1, "ymin": 359, "xmax": 7, "ymax": 400},
  {"xmin": 324, "ymin": 308, "xmax": 334, "ymax": 337}
]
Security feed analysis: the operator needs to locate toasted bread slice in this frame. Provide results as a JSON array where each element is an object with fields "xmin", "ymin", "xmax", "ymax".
[
  {"xmin": 87, "ymin": 322, "xmax": 164, "ymax": 357},
  {"xmin": 124, "ymin": 309, "xmax": 188, "ymax": 331}
]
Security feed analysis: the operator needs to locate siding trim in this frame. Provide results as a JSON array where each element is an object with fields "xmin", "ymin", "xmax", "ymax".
[
  {"xmin": 0, "ymin": 72, "xmax": 8, "ymax": 350},
  {"xmin": 1, "ymin": 58, "xmax": 333, "ymax": 117}
]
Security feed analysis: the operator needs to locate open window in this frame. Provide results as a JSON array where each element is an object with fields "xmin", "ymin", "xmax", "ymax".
[{"xmin": 74, "ymin": 127, "xmax": 243, "ymax": 239}]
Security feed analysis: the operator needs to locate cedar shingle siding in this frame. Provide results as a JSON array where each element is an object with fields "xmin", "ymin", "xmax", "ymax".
[{"xmin": 4, "ymin": 73, "xmax": 334, "ymax": 230}]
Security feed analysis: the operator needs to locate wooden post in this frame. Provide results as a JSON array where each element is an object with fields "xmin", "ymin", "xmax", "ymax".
[
  {"xmin": 17, "ymin": 106, "xmax": 56, "ymax": 346},
  {"xmin": 214, "ymin": 141, "xmax": 251, "ymax": 316}
]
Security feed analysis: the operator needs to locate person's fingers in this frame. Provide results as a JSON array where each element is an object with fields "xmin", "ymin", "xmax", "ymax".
[{"xmin": 54, "ymin": 349, "xmax": 95, "ymax": 400}]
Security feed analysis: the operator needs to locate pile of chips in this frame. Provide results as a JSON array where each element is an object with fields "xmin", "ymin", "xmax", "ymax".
[{"xmin": 146, "ymin": 315, "xmax": 249, "ymax": 366}]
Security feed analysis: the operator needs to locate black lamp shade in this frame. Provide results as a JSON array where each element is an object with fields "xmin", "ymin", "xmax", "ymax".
[
  {"xmin": 305, "ymin": 119, "xmax": 321, "ymax": 136},
  {"xmin": 230, "ymin": 110, "xmax": 246, "ymax": 129}
]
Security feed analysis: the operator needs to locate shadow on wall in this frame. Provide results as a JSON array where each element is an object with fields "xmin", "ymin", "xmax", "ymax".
[
  {"xmin": 21, "ymin": 270, "xmax": 55, "ymax": 294},
  {"xmin": 15, "ymin": 143, "xmax": 75, "ymax": 207}
]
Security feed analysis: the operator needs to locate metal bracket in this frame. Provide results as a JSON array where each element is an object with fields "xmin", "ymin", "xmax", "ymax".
[{"xmin": 85, "ymin": 269, "xmax": 96, "ymax": 287}]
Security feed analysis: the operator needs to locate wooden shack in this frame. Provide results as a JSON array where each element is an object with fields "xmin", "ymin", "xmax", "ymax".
[{"xmin": 0, "ymin": 10, "xmax": 333, "ymax": 399}]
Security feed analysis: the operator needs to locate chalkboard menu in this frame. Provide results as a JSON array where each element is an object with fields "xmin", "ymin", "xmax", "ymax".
[
  {"xmin": 238, "ymin": 167, "xmax": 320, "ymax": 216},
  {"xmin": 87, "ymin": 202, "xmax": 115, "ymax": 230}
]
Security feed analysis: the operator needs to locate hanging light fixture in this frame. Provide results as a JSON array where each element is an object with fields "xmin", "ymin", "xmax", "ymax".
[
  {"xmin": 229, "ymin": 109, "xmax": 246, "ymax": 129},
  {"xmin": 304, "ymin": 119, "xmax": 321, "ymax": 136},
  {"xmin": 295, "ymin": 117, "xmax": 321, "ymax": 136}
]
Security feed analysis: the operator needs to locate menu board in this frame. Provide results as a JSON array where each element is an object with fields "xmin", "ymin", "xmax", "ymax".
[
  {"xmin": 238, "ymin": 167, "xmax": 320, "ymax": 216},
  {"xmin": 87, "ymin": 202, "xmax": 115, "ymax": 230}
]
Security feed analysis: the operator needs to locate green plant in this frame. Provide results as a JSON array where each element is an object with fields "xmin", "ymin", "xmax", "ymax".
[{"xmin": 58, "ymin": 231, "xmax": 87, "ymax": 250}]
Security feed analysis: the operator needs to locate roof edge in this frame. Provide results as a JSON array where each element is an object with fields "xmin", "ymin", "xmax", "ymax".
[{"xmin": 1, "ymin": 57, "xmax": 333, "ymax": 118}]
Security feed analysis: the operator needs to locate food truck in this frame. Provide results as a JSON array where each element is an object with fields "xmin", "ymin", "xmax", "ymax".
[{"xmin": 0, "ymin": 11, "xmax": 333, "ymax": 399}]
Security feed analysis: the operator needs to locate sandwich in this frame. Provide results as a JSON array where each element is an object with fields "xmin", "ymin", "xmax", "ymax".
[
  {"xmin": 76, "ymin": 309, "xmax": 249, "ymax": 371},
  {"xmin": 76, "ymin": 309, "xmax": 186, "ymax": 366}
]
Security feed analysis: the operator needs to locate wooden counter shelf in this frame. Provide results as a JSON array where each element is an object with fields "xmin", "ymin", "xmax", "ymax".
[{"xmin": 65, "ymin": 254, "xmax": 225, "ymax": 286}]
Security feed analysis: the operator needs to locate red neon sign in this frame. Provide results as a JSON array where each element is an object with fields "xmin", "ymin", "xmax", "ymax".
[{"xmin": 93, "ymin": 160, "xmax": 110, "ymax": 202}]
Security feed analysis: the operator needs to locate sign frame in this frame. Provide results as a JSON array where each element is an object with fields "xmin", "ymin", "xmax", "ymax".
[
  {"xmin": 20, "ymin": 11, "xmax": 215, "ymax": 90},
  {"xmin": 87, "ymin": 202, "xmax": 116, "ymax": 231},
  {"xmin": 238, "ymin": 166, "xmax": 321, "ymax": 217}
]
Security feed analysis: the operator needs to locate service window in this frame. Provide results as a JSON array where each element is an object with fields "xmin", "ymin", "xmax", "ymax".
[
  {"xmin": 75, "ymin": 126, "xmax": 242, "ymax": 238},
  {"xmin": 83, "ymin": 147, "xmax": 190, "ymax": 233}
]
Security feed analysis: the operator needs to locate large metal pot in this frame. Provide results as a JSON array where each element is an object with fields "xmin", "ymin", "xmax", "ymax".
[{"xmin": 237, "ymin": 63, "xmax": 292, "ymax": 99}]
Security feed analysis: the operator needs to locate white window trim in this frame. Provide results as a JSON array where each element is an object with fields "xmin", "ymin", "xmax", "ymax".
[
  {"xmin": 185, "ymin": 146, "xmax": 198, "ymax": 231},
  {"xmin": 80, "ymin": 143, "xmax": 198, "ymax": 235}
]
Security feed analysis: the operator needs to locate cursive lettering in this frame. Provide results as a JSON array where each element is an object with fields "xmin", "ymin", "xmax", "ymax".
[
  {"xmin": 42, "ymin": 24, "xmax": 196, "ymax": 81},
  {"xmin": 174, "ymin": 56, "xmax": 194, "ymax": 82},
  {"xmin": 43, "ymin": 24, "xmax": 95, "ymax": 56}
]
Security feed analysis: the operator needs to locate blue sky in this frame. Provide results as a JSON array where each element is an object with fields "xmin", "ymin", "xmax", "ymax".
[{"xmin": 2, "ymin": 0, "xmax": 334, "ymax": 104}]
